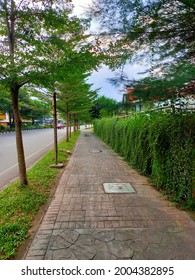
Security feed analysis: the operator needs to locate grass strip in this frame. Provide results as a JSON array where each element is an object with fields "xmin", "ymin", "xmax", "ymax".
[{"xmin": 0, "ymin": 130, "xmax": 80, "ymax": 260}]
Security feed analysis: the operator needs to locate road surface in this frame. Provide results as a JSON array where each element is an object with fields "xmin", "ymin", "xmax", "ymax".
[{"xmin": 0, "ymin": 128, "xmax": 66, "ymax": 191}]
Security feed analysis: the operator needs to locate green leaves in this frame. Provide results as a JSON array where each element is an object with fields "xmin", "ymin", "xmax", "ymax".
[
  {"xmin": 92, "ymin": 0, "xmax": 195, "ymax": 97},
  {"xmin": 90, "ymin": 96, "xmax": 119, "ymax": 119},
  {"xmin": 0, "ymin": 0, "xmax": 96, "ymax": 88},
  {"xmin": 94, "ymin": 113, "xmax": 195, "ymax": 209}
]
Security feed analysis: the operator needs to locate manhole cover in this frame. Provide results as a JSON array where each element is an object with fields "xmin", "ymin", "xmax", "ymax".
[
  {"xmin": 89, "ymin": 150, "xmax": 102, "ymax": 153},
  {"xmin": 103, "ymin": 183, "xmax": 136, "ymax": 193}
]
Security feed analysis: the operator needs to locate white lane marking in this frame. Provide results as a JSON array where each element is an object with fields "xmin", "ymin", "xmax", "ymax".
[
  {"xmin": 0, "ymin": 135, "xmax": 64, "ymax": 176},
  {"xmin": 0, "ymin": 163, "xmax": 18, "ymax": 177}
]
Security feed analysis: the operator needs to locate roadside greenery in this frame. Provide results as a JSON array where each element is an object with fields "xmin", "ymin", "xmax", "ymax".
[
  {"xmin": 0, "ymin": 130, "xmax": 80, "ymax": 260},
  {"xmin": 0, "ymin": 0, "xmax": 101, "ymax": 186},
  {"xmin": 94, "ymin": 113, "xmax": 195, "ymax": 210},
  {"xmin": 90, "ymin": 96, "xmax": 119, "ymax": 119},
  {"xmin": 0, "ymin": 124, "xmax": 53, "ymax": 133}
]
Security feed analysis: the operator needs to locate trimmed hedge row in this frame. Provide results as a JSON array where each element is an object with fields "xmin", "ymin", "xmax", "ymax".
[
  {"xmin": 0, "ymin": 124, "xmax": 53, "ymax": 133},
  {"xmin": 94, "ymin": 113, "xmax": 195, "ymax": 209}
]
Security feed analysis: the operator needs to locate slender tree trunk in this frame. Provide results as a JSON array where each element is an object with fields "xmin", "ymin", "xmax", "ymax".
[
  {"xmin": 65, "ymin": 101, "xmax": 69, "ymax": 142},
  {"xmin": 12, "ymin": 113, "xmax": 15, "ymax": 127},
  {"xmin": 52, "ymin": 91, "xmax": 58, "ymax": 165},
  {"xmin": 5, "ymin": 1, "xmax": 27, "ymax": 185},
  {"xmin": 8, "ymin": 112, "xmax": 11, "ymax": 127},
  {"xmin": 11, "ymin": 86, "xmax": 28, "ymax": 185},
  {"xmin": 69, "ymin": 114, "xmax": 72, "ymax": 138},
  {"xmin": 73, "ymin": 114, "xmax": 76, "ymax": 133}
]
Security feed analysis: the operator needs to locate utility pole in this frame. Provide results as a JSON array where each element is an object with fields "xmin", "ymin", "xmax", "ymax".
[
  {"xmin": 52, "ymin": 90, "xmax": 58, "ymax": 165},
  {"xmin": 50, "ymin": 90, "xmax": 63, "ymax": 168}
]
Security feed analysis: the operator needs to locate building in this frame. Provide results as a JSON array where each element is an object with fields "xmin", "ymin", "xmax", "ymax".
[
  {"xmin": 122, "ymin": 87, "xmax": 147, "ymax": 112},
  {"xmin": 0, "ymin": 113, "xmax": 9, "ymax": 127}
]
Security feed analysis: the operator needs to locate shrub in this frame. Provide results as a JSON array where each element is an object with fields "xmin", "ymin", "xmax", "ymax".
[
  {"xmin": 94, "ymin": 112, "xmax": 195, "ymax": 209},
  {"xmin": 0, "ymin": 125, "xmax": 6, "ymax": 132}
]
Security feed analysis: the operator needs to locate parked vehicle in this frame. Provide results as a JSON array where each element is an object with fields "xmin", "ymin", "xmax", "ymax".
[{"xmin": 57, "ymin": 124, "xmax": 64, "ymax": 129}]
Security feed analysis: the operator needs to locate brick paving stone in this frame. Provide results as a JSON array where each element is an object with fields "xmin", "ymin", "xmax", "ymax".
[
  {"xmin": 94, "ymin": 231, "xmax": 115, "ymax": 242},
  {"xmin": 93, "ymin": 251, "xmax": 117, "ymax": 260},
  {"xmin": 26, "ymin": 249, "xmax": 46, "ymax": 257},
  {"xmin": 47, "ymin": 235, "xmax": 71, "ymax": 250},
  {"xmin": 26, "ymin": 256, "xmax": 44, "ymax": 260},
  {"xmin": 107, "ymin": 240, "xmax": 134, "ymax": 259},
  {"xmin": 115, "ymin": 229, "xmax": 142, "ymax": 241},
  {"xmin": 52, "ymin": 249, "xmax": 77, "ymax": 260},
  {"xmin": 24, "ymin": 129, "xmax": 195, "ymax": 260},
  {"xmin": 71, "ymin": 244, "xmax": 96, "ymax": 260},
  {"xmin": 127, "ymin": 239, "xmax": 149, "ymax": 252}
]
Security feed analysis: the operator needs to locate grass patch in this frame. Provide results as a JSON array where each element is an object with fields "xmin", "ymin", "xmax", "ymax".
[{"xmin": 0, "ymin": 131, "xmax": 80, "ymax": 260}]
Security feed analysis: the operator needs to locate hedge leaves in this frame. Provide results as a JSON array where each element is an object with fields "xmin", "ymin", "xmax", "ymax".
[{"xmin": 94, "ymin": 113, "xmax": 195, "ymax": 209}]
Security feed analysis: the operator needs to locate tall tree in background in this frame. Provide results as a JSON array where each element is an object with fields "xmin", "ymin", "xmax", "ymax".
[
  {"xmin": 57, "ymin": 73, "xmax": 97, "ymax": 141},
  {"xmin": 131, "ymin": 62, "xmax": 195, "ymax": 102},
  {"xmin": 18, "ymin": 89, "xmax": 51, "ymax": 124},
  {"xmin": 0, "ymin": 87, "xmax": 12, "ymax": 115},
  {"xmin": 90, "ymin": 96, "xmax": 119, "ymax": 118}
]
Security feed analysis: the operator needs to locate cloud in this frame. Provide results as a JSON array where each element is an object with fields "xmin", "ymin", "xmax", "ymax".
[
  {"xmin": 87, "ymin": 66, "xmax": 124, "ymax": 101},
  {"xmin": 71, "ymin": 0, "xmax": 92, "ymax": 15}
]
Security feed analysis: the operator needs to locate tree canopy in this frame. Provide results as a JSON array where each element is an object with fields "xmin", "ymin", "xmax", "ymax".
[
  {"xmin": 91, "ymin": 0, "xmax": 195, "ymax": 64},
  {"xmin": 90, "ymin": 0, "xmax": 195, "ymax": 102},
  {"xmin": 90, "ymin": 96, "xmax": 119, "ymax": 118},
  {"xmin": 0, "ymin": 0, "xmax": 101, "ymax": 185}
]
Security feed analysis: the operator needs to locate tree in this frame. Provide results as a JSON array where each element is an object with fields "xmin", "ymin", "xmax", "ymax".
[
  {"xmin": 19, "ymin": 89, "xmax": 51, "ymax": 124},
  {"xmin": 90, "ymin": 96, "xmax": 119, "ymax": 119},
  {"xmin": 57, "ymin": 73, "xmax": 97, "ymax": 141},
  {"xmin": 0, "ymin": 87, "xmax": 12, "ymax": 115},
  {"xmin": 0, "ymin": 0, "xmax": 93, "ymax": 185},
  {"xmin": 89, "ymin": 0, "xmax": 195, "ymax": 103},
  {"xmin": 91, "ymin": 0, "xmax": 195, "ymax": 65},
  {"xmin": 126, "ymin": 61, "xmax": 195, "ymax": 103}
]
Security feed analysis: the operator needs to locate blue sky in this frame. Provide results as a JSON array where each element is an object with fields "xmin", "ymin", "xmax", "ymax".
[{"xmin": 87, "ymin": 64, "xmax": 148, "ymax": 102}]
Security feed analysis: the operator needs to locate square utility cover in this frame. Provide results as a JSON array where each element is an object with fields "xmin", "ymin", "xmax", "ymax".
[
  {"xmin": 89, "ymin": 150, "xmax": 102, "ymax": 153},
  {"xmin": 103, "ymin": 183, "xmax": 136, "ymax": 193}
]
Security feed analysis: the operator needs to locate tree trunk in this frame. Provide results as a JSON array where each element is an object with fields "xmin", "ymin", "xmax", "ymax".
[
  {"xmin": 11, "ymin": 86, "xmax": 28, "ymax": 185},
  {"xmin": 65, "ymin": 101, "xmax": 69, "ymax": 142},
  {"xmin": 73, "ymin": 114, "xmax": 76, "ymax": 133},
  {"xmin": 69, "ymin": 114, "xmax": 72, "ymax": 138},
  {"xmin": 52, "ymin": 91, "xmax": 58, "ymax": 165},
  {"xmin": 8, "ymin": 112, "xmax": 12, "ymax": 127},
  {"xmin": 12, "ymin": 112, "xmax": 15, "ymax": 127}
]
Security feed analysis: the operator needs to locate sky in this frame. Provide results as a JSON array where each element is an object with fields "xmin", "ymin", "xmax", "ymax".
[{"xmin": 71, "ymin": 0, "xmax": 147, "ymax": 102}]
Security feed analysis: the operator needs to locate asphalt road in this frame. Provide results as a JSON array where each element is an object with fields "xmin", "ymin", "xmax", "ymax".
[{"xmin": 0, "ymin": 128, "xmax": 66, "ymax": 191}]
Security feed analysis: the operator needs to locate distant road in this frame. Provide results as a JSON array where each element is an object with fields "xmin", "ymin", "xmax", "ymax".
[{"xmin": 0, "ymin": 128, "xmax": 66, "ymax": 191}]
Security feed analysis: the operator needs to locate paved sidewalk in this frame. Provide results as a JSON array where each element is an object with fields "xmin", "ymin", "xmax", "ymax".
[{"xmin": 24, "ymin": 130, "xmax": 195, "ymax": 260}]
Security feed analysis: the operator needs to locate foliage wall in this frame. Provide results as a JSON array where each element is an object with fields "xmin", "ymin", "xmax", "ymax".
[{"xmin": 94, "ymin": 113, "xmax": 195, "ymax": 209}]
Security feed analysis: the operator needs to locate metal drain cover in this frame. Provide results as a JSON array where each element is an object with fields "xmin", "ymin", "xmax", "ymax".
[
  {"xmin": 103, "ymin": 183, "xmax": 136, "ymax": 193},
  {"xmin": 89, "ymin": 150, "xmax": 102, "ymax": 153}
]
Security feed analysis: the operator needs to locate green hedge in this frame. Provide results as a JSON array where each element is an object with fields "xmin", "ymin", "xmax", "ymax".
[
  {"xmin": 0, "ymin": 124, "xmax": 53, "ymax": 133},
  {"xmin": 94, "ymin": 113, "xmax": 195, "ymax": 209}
]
